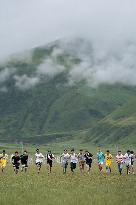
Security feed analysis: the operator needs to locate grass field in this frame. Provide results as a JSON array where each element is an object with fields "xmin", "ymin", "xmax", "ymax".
[{"xmin": 0, "ymin": 159, "xmax": 136, "ymax": 205}]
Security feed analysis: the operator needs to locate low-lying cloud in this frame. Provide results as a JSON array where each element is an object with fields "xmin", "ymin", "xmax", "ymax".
[
  {"xmin": 14, "ymin": 74, "xmax": 39, "ymax": 90},
  {"xmin": 0, "ymin": 68, "xmax": 16, "ymax": 83},
  {"xmin": 0, "ymin": 39, "xmax": 136, "ymax": 90},
  {"xmin": 0, "ymin": 86, "xmax": 8, "ymax": 93},
  {"xmin": 37, "ymin": 59, "xmax": 65, "ymax": 77},
  {"xmin": 69, "ymin": 42, "xmax": 136, "ymax": 87},
  {"xmin": 37, "ymin": 48, "xmax": 65, "ymax": 77}
]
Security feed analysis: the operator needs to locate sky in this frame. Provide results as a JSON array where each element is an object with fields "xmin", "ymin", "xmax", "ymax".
[
  {"xmin": 0, "ymin": 0, "xmax": 136, "ymax": 60},
  {"xmin": 0, "ymin": 0, "xmax": 136, "ymax": 89}
]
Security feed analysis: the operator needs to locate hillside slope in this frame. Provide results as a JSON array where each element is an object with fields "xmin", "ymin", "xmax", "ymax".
[{"xmin": 85, "ymin": 97, "xmax": 136, "ymax": 145}]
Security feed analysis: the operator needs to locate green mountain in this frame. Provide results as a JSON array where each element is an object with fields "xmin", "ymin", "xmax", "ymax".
[
  {"xmin": 85, "ymin": 97, "xmax": 136, "ymax": 145},
  {"xmin": 0, "ymin": 39, "xmax": 136, "ymax": 145}
]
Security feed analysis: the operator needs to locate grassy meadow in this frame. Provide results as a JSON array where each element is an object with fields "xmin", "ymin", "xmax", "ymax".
[{"xmin": 0, "ymin": 147, "xmax": 136, "ymax": 205}]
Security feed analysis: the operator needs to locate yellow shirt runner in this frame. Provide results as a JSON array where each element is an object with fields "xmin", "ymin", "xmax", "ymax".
[
  {"xmin": 0, "ymin": 153, "xmax": 8, "ymax": 169},
  {"xmin": 105, "ymin": 153, "xmax": 112, "ymax": 167}
]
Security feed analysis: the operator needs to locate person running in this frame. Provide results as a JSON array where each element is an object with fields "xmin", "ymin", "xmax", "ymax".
[
  {"xmin": 20, "ymin": 150, "xmax": 28, "ymax": 173},
  {"xmin": 84, "ymin": 150, "xmax": 93, "ymax": 173},
  {"xmin": 0, "ymin": 150, "xmax": 8, "ymax": 172},
  {"xmin": 116, "ymin": 150, "xmax": 124, "ymax": 175},
  {"xmin": 130, "ymin": 151, "xmax": 135, "ymax": 174},
  {"xmin": 97, "ymin": 148, "xmax": 105, "ymax": 173},
  {"xmin": 78, "ymin": 149, "xmax": 86, "ymax": 173},
  {"xmin": 124, "ymin": 150, "xmax": 132, "ymax": 175},
  {"xmin": 12, "ymin": 151, "xmax": 21, "ymax": 174},
  {"xmin": 47, "ymin": 150, "xmax": 55, "ymax": 174},
  {"xmin": 35, "ymin": 149, "xmax": 44, "ymax": 174},
  {"xmin": 105, "ymin": 150, "xmax": 112, "ymax": 173},
  {"xmin": 70, "ymin": 149, "xmax": 77, "ymax": 174},
  {"xmin": 60, "ymin": 149, "xmax": 70, "ymax": 174}
]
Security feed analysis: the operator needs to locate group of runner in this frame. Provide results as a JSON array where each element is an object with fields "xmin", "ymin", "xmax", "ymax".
[
  {"xmin": 0, "ymin": 148, "xmax": 135, "ymax": 175},
  {"xmin": 97, "ymin": 148, "xmax": 135, "ymax": 175},
  {"xmin": 60, "ymin": 149, "xmax": 93, "ymax": 174},
  {"xmin": 60, "ymin": 148, "xmax": 135, "ymax": 175}
]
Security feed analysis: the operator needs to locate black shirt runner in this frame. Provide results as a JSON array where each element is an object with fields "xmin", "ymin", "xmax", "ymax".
[
  {"xmin": 20, "ymin": 155, "xmax": 28, "ymax": 166},
  {"xmin": 12, "ymin": 156, "xmax": 20, "ymax": 169},
  {"xmin": 84, "ymin": 153, "xmax": 93, "ymax": 167},
  {"xmin": 47, "ymin": 154, "xmax": 54, "ymax": 167}
]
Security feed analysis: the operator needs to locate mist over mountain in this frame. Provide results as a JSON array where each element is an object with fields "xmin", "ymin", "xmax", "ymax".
[
  {"xmin": 1, "ymin": 38, "xmax": 136, "ymax": 90},
  {"xmin": 0, "ymin": 38, "xmax": 136, "ymax": 145}
]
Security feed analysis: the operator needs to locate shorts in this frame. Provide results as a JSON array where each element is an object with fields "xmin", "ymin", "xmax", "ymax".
[
  {"xmin": 21, "ymin": 163, "xmax": 28, "ymax": 168},
  {"xmin": 47, "ymin": 161, "xmax": 52, "ymax": 167},
  {"xmin": 106, "ymin": 162, "xmax": 112, "ymax": 167},
  {"xmin": 79, "ymin": 161, "xmax": 85, "ymax": 169},
  {"xmin": 36, "ymin": 162, "xmax": 42, "ymax": 167},
  {"xmin": 70, "ymin": 162, "xmax": 76, "ymax": 170},
  {"xmin": 98, "ymin": 162, "xmax": 104, "ymax": 165},
  {"xmin": 13, "ymin": 163, "xmax": 20, "ymax": 170},
  {"xmin": 86, "ymin": 162, "xmax": 92, "ymax": 168},
  {"xmin": 126, "ymin": 163, "xmax": 131, "ymax": 168},
  {"xmin": 79, "ymin": 160, "xmax": 85, "ymax": 165}
]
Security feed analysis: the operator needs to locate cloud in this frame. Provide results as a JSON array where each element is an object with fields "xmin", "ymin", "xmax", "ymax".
[
  {"xmin": 37, "ymin": 48, "xmax": 65, "ymax": 77},
  {"xmin": 14, "ymin": 74, "xmax": 39, "ymax": 90},
  {"xmin": 1, "ymin": 38, "xmax": 136, "ymax": 89},
  {"xmin": 0, "ymin": 0, "xmax": 136, "ymax": 60},
  {"xmin": 9, "ymin": 50, "xmax": 33, "ymax": 64},
  {"xmin": 68, "ymin": 61, "xmax": 92, "ymax": 85},
  {"xmin": 68, "ymin": 42, "xmax": 136, "ymax": 87},
  {"xmin": 0, "ymin": 67, "xmax": 16, "ymax": 83},
  {"xmin": 0, "ymin": 0, "xmax": 136, "ymax": 89},
  {"xmin": 0, "ymin": 86, "xmax": 8, "ymax": 93},
  {"xmin": 37, "ymin": 58, "xmax": 65, "ymax": 77}
]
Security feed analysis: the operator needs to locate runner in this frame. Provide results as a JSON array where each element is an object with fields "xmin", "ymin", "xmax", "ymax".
[
  {"xmin": 78, "ymin": 149, "xmax": 86, "ymax": 173},
  {"xmin": 97, "ymin": 148, "xmax": 105, "ymax": 173},
  {"xmin": 47, "ymin": 150, "xmax": 55, "ymax": 174},
  {"xmin": 84, "ymin": 150, "xmax": 93, "ymax": 173},
  {"xmin": 116, "ymin": 150, "xmax": 124, "ymax": 175},
  {"xmin": 105, "ymin": 150, "xmax": 112, "ymax": 173},
  {"xmin": 20, "ymin": 150, "xmax": 28, "ymax": 173},
  {"xmin": 35, "ymin": 149, "xmax": 44, "ymax": 174},
  {"xmin": 60, "ymin": 149, "xmax": 70, "ymax": 174},
  {"xmin": 124, "ymin": 150, "xmax": 132, "ymax": 175},
  {"xmin": 70, "ymin": 149, "xmax": 77, "ymax": 174},
  {"xmin": 12, "ymin": 151, "xmax": 21, "ymax": 174},
  {"xmin": 130, "ymin": 151, "xmax": 135, "ymax": 174},
  {"xmin": 0, "ymin": 150, "xmax": 8, "ymax": 172}
]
